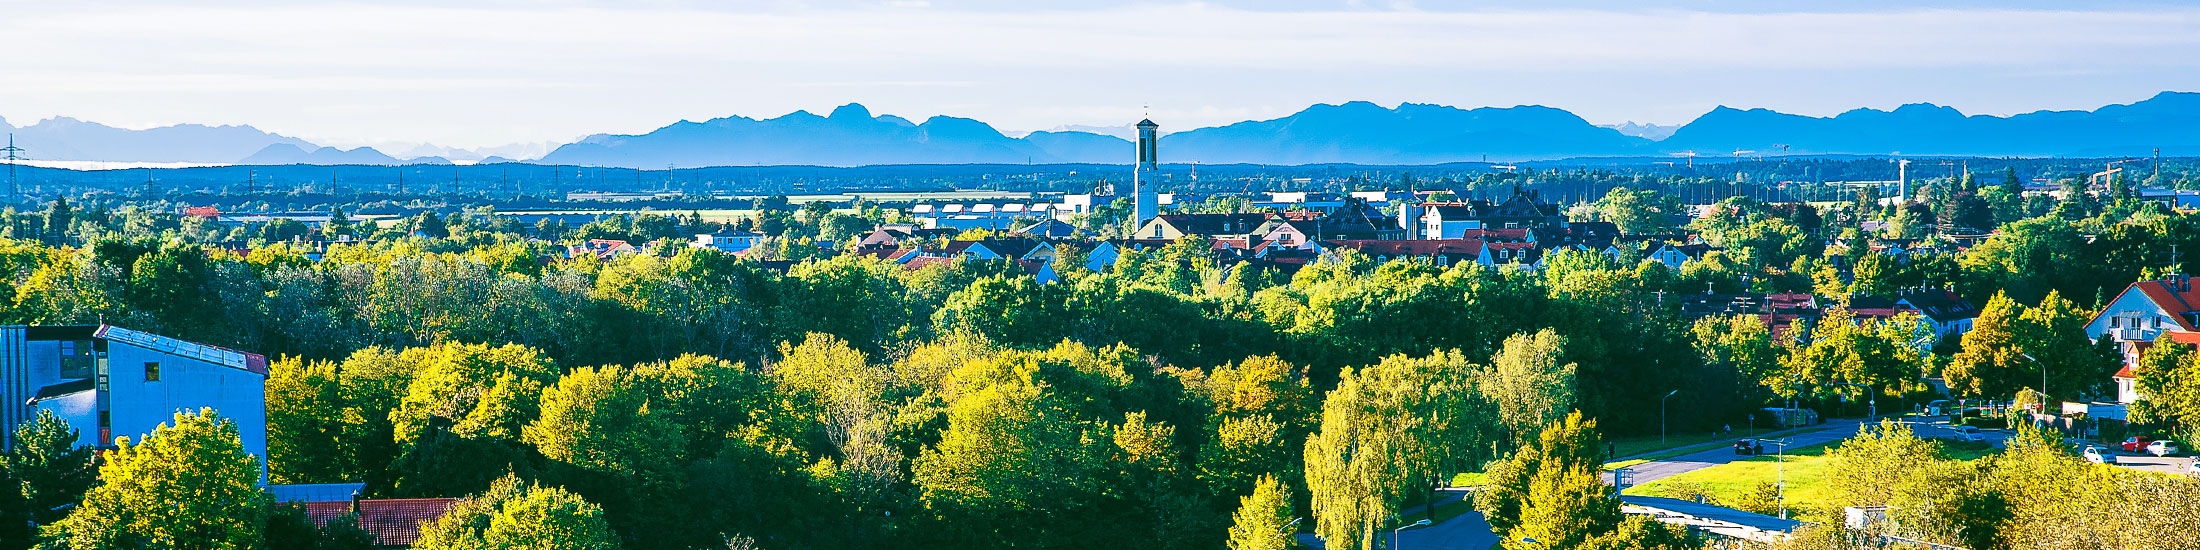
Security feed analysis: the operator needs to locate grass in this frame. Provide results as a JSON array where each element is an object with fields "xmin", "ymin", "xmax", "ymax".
[
  {"xmin": 1621, "ymin": 439, "xmax": 2001, "ymax": 523},
  {"xmin": 1624, "ymin": 442, "xmax": 1842, "ymax": 521}
]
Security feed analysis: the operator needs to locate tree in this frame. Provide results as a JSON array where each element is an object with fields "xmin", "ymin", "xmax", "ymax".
[
  {"xmin": 1823, "ymin": 420, "xmax": 1941, "ymax": 510},
  {"xmin": 6, "ymin": 409, "xmax": 96, "ymax": 525},
  {"xmin": 1476, "ymin": 411, "xmax": 1603, "ymax": 535},
  {"xmin": 1591, "ymin": 188, "xmax": 1681, "ymax": 234},
  {"xmin": 1492, "ymin": 414, "xmax": 1697, "ymax": 550},
  {"xmin": 1477, "ymin": 329, "xmax": 1576, "ymax": 442},
  {"xmin": 1227, "ymin": 475, "xmax": 1296, "ymax": 550},
  {"xmin": 1944, "ymin": 292, "xmax": 2028, "ymax": 399},
  {"xmin": 267, "ymin": 358, "xmax": 348, "ymax": 484},
  {"xmin": 51, "ymin": 408, "xmax": 268, "ymax": 549},
  {"xmin": 414, "ymin": 475, "xmax": 621, "ymax": 550},
  {"xmin": 1304, "ymin": 351, "xmax": 1489, "ymax": 550}
]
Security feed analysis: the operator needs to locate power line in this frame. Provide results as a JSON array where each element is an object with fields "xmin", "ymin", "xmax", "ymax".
[{"xmin": 1, "ymin": 134, "xmax": 24, "ymax": 205}]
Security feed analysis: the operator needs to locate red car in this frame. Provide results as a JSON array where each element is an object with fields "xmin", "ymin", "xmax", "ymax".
[{"xmin": 2122, "ymin": 437, "xmax": 2155, "ymax": 453}]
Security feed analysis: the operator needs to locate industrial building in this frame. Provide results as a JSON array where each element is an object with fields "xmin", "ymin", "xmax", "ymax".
[{"xmin": 0, "ymin": 325, "xmax": 268, "ymax": 478}]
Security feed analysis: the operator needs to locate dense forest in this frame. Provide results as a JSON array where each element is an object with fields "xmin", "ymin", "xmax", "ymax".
[{"xmin": 0, "ymin": 167, "xmax": 2194, "ymax": 548}]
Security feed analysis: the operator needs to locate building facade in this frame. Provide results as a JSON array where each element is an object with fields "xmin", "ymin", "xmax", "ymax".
[{"xmin": 1, "ymin": 325, "xmax": 268, "ymax": 478}]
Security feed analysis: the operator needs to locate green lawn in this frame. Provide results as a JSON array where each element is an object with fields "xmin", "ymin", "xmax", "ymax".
[{"xmin": 1622, "ymin": 440, "xmax": 2000, "ymax": 523}]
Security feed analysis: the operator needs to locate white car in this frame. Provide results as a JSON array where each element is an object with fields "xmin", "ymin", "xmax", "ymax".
[
  {"xmin": 2187, "ymin": 461, "xmax": 2200, "ymax": 477},
  {"xmin": 2147, "ymin": 440, "xmax": 2182, "ymax": 457},
  {"xmin": 2083, "ymin": 446, "xmax": 2118, "ymax": 464}
]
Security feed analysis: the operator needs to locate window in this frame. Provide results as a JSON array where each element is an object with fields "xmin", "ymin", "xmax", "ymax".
[
  {"xmin": 2155, "ymin": 317, "xmax": 2164, "ymax": 329},
  {"xmin": 2112, "ymin": 317, "xmax": 2121, "ymax": 327},
  {"xmin": 59, "ymin": 340, "xmax": 94, "ymax": 379},
  {"xmin": 144, "ymin": 362, "xmax": 160, "ymax": 382}
]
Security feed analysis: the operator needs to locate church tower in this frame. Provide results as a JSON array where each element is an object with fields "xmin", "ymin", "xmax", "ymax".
[{"xmin": 1132, "ymin": 118, "xmax": 1160, "ymax": 232}]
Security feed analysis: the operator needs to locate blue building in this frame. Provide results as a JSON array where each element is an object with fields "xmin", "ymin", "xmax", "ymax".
[{"xmin": 0, "ymin": 325, "xmax": 267, "ymax": 478}]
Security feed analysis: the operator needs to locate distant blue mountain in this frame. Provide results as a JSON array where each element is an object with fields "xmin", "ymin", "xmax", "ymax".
[
  {"xmin": 540, "ymin": 104, "xmax": 1056, "ymax": 168},
  {"xmin": 1162, "ymin": 101, "xmax": 1652, "ymax": 164},
  {"xmin": 1660, "ymin": 91, "xmax": 2200, "ymax": 157},
  {"xmin": 1023, "ymin": 131, "xmax": 1132, "ymax": 163},
  {"xmin": 241, "ymin": 144, "xmax": 404, "ymax": 166},
  {"xmin": 540, "ymin": 101, "xmax": 1651, "ymax": 168},
  {"xmin": 0, "ymin": 116, "xmax": 315, "ymax": 163}
]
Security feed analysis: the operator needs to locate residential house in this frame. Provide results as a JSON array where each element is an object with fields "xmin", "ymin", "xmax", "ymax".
[
  {"xmin": 692, "ymin": 230, "xmax": 763, "ymax": 254},
  {"xmin": 858, "ymin": 225, "xmax": 956, "ymax": 249},
  {"xmin": 1895, "ymin": 289, "xmax": 1982, "ymax": 341},
  {"xmin": 1016, "ymin": 219, "xmax": 1083, "ymax": 238},
  {"xmin": 2086, "ymin": 276, "xmax": 2200, "ymax": 404},
  {"xmin": 1132, "ymin": 213, "xmax": 1270, "ymax": 240},
  {"xmin": 569, "ymin": 239, "xmax": 643, "ymax": 259},
  {"xmin": 1642, "ymin": 241, "xmax": 1720, "ymax": 270},
  {"xmin": 269, "ymin": 485, "xmax": 458, "ymax": 549},
  {"xmin": 1417, "ymin": 186, "xmax": 1567, "ymax": 238},
  {"xmin": 1315, "ymin": 239, "xmax": 1490, "ymax": 268}
]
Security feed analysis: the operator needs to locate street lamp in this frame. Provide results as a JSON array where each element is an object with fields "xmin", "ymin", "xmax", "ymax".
[
  {"xmin": 2021, "ymin": 352, "xmax": 2048, "ymax": 412},
  {"xmin": 1769, "ymin": 437, "xmax": 1791, "ymax": 519},
  {"xmin": 1661, "ymin": 390, "xmax": 1681, "ymax": 446},
  {"xmin": 1392, "ymin": 519, "xmax": 1431, "ymax": 550}
]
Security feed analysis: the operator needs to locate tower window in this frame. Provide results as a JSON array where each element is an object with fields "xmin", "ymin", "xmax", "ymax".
[{"xmin": 144, "ymin": 362, "xmax": 160, "ymax": 382}]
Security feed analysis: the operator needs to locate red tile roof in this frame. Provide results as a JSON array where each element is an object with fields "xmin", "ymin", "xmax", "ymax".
[
  {"xmin": 299, "ymin": 498, "xmax": 458, "ymax": 547},
  {"xmin": 2132, "ymin": 279, "xmax": 2200, "ymax": 331}
]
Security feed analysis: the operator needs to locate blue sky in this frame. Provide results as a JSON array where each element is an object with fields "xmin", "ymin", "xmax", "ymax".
[{"xmin": 0, "ymin": 1, "xmax": 2195, "ymax": 151}]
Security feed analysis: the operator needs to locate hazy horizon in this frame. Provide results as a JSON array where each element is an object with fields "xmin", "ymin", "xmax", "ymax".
[{"xmin": 3, "ymin": 1, "xmax": 2197, "ymax": 151}]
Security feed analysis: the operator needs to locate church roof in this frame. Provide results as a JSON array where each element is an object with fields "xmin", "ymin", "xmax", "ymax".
[{"xmin": 1137, "ymin": 119, "xmax": 1159, "ymax": 128}]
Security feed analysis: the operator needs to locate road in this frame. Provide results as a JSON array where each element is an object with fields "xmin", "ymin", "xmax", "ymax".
[
  {"xmin": 1290, "ymin": 415, "xmax": 2091, "ymax": 550},
  {"xmin": 1612, "ymin": 416, "xmax": 2023, "ymax": 487},
  {"xmin": 1293, "ymin": 489, "xmax": 1495, "ymax": 550}
]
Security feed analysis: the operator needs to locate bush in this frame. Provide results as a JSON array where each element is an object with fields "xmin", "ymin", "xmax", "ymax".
[{"xmin": 1958, "ymin": 416, "xmax": 2006, "ymax": 429}]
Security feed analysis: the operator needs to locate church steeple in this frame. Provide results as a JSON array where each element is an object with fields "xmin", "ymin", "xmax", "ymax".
[{"xmin": 1132, "ymin": 118, "xmax": 1160, "ymax": 232}]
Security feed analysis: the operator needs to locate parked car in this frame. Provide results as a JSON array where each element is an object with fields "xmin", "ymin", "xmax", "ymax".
[
  {"xmin": 2123, "ymin": 437, "xmax": 2157, "ymax": 453},
  {"xmin": 2082, "ymin": 445, "xmax": 2118, "ymax": 464},
  {"xmin": 2187, "ymin": 461, "xmax": 2200, "ymax": 477},
  {"xmin": 1733, "ymin": 440, "xmax": 1765, "ymax": 455},
  {"xmin": 2147, "ymin": 440, "xmax": 2182, "ymax": 457},
  {"xmin": 1953, "ymin": 426, "xmax": 1981, "ymax": 442},
  {"xmin": 1925, "ymin": 400, "xmax": 1955, "ymax": 416}
]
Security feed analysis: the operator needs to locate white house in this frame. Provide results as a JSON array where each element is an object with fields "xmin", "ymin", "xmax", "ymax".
[{"xmin": 2085, "ymin": 277, "xmax": 2200, "ymax": 404}]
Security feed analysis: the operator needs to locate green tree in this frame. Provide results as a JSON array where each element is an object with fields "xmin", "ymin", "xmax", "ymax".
[
  {"xmin": 1227, "ymin": 475, "xmax": 1296, "ymax": 550},
  {"xmin": 1305, "ymin": 351, "xmax": 1490, "ymax": 550},
  {"xmin": 1590, "ymin": 188, "xmax": 1681, "ymax": 234},
  {"xmin": 1476, "ymin": 411, "xmax": 1603, "ymax": 534},
  {"xmin": 267, "ymin": 358, "xmax": 347, "ymax": 484},
  {"xmin": 414, "ymin": 475, "xmax": 620, "ymax": 550},
  {"xmin": 6, "ymin": 409, "xmax": 96, "ymax": 525},
  {"xmin": 1944, "ymin": 292, "xmax": 2028, "ymax": 399},
  {"xmin": 51, "ymin": 409, "xmax": 268, "ymax": 549},
  {"xmin": 1477, "ymin": 329, "xmax": 1576, "ymax": 442}
]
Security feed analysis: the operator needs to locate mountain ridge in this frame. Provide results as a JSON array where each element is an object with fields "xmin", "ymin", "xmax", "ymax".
[{"xmin": 11, "ymin": 92, "xmax": 2199, "ymax": 167}]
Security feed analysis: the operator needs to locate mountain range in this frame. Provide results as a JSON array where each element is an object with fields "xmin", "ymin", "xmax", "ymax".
[{"xmin": 7, "ymin": 92, "xmax": 2198, "ymax": 167}]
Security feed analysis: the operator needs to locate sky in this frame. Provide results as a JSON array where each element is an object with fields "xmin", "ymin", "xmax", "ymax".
[{"xmin": 1, "ymin": 0, "xmax": 2196, "ymax": 152}]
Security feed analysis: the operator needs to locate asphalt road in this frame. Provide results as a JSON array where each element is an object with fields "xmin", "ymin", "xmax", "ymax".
[
  {"xmin": 1612, "ymin": 416, "xmax": 2027, "ymax": 486},
  {"xmin": 1294, "ymin": 489, "xmax": 1495, "ymax": 550}
]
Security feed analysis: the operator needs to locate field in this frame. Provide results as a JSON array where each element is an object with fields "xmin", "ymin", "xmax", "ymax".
[{"xmin": 1622, "ymin": 440, "xmax": 2000, "ymax": 522}]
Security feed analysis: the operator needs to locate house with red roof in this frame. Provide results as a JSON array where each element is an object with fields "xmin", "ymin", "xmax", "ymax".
[{"xmin": 2086, "ymin": 276, "xmax": 2200, "ymax": 404}]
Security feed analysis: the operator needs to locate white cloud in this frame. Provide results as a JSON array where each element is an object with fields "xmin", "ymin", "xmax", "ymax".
[{"xmin": 0, "ymin": 2, "xmax": 2194, "ymax": 147}]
